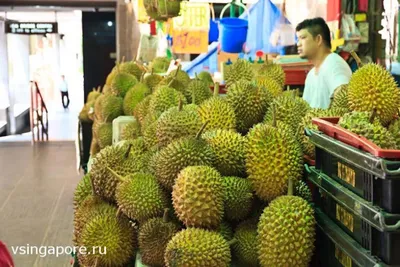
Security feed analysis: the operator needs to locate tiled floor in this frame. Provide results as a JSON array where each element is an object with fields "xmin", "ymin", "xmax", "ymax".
[{"xmin": 0, "ymin": 141, "xmax": 82, "ymax": 266}]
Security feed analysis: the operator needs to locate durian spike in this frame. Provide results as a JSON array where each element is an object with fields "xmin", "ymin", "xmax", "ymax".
[
  {"xmin": 163, "ymin": 208, "xmax": 170, "ymax": 223},
  {"xmin": 178, "ymin": 97, "xmax": 183, "ymax": 111},
  {"xmin": 288, "ymin": 178, "xmax": 294, "ymax": 196},
  {"xmin": 195, "ymin": 121, "xmax": 209, "ymax": 139},
  {"xmin": 124, "ymin": 143, "xmax": 133, "ymax": 159},
  {"xmin": 350, "ymin": 51, "xmax": 363, "ymax": 68},
  {"xmin": 97, "ymin": 86, "xmax": 101, "ymax": 92},
  {"xmin": 271, "ymin": 105, "xmax": 277, "ymax": 128},
  {"xmin": 369, "ymin": 108, "xmax": 378, "ymax": 124},
  {"xmin": 213, "ymin": 82, "xmax": 220, "ymax": 97},
  {"xmin": 106, "ymin": 166, "xmax": 125, "ymax": 183}
]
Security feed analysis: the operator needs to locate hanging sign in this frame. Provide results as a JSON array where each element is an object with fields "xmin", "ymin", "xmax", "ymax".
[
  {"xmin": 172, "ymin": 2, "xmax": 209, "ymax": 53},
  {"xmin": 5, "ymin": 22, "xmax": 58, "ymax": 34}
]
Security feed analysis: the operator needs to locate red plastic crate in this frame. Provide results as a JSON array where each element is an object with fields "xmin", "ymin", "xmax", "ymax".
[{"xmin": 312, "ymin": 117, "xmax": 400, "ymax": 159}]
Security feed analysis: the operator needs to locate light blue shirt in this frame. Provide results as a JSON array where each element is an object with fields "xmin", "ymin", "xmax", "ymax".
[{"xmin": 303, "ymin": 53, "xmax": 352, "ymax": 109}]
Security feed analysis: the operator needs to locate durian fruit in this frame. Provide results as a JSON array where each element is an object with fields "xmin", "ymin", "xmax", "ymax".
[
  {"xmin": 143, "ymin": 70, "xmax": 163, "ymax": 92},
  {"xmin": 258, "ymin": 56, "xmax": 286, "ymax": 88},
  {"xmin": 100, "ymin": 94, "xmax": 124, "ymax": 123},
  {"xmin": 141, "ymin": 111, "xmax": 162, "ymax": 149},
  {"xmin": 198, "ymin": 83, "xmax": 237, "ymax": 131},
  {"xmin": 227, "ymin": 80, "xmax": 273, "ymax": 134},
  {"xmin": 102, "ymin": 84, "xmax": 112, "ymax": 95},
  {"xmin": 224, "ymin": 58, "xmax": 255, "ymax": 87},
  {"xmin": 90, "ymin": 144, "xmax": 144, "ymax": 203},
  {"xmin": 79, "ymin": 100, "xmax": 95, "ymax": 122},
  {"xmin": 155, "ymin": 124, "xmax": 215, "ymax": 190},
  {"xmin": 222, "ymin": 176, "xmax": 254, "ymax": 222},
  {"xmin": 218, "ymin": 221, "xmax": 234, "ymax": 241},
  {"xmin": 338, "ymin": 111, "xmax": 397, "ymax": 149},
  {"xmin": 133, "ymin": 94, "xmax": 152, "ymax": 125},
  {"xmin": 172, "ymin": 166, "xmax": 224, "ymax": 229},
  {"xmin": 79, "ymin": 206, "xmax": 137, "ymax": 267},
  {"xmin": 165, "ymin": 228, "xmax": 232, "ymax": 267},
  {"xmin": 121, "ymin": 120, "xmax": 141, "ymax": 141},
  {"xmin": 202, "ymin": 129, "xmax": 247, "ymax": 177},
  {"xmin": 257, "ymin": 179, "xmax": 315, "ymax": 267},
  {"xmin": 197, "ymin": 71, "xmax": 214, "ymax": 86},
  {"xmin": 120, "ymin": 61, "xmax": 145, "ymax": 80},
  {"xmin": 87, "ymin": 86, "xmax": 102, "ymax": 102},
  {"xmin": 264, "ymin": 90, "xmax": 310, "ymax": 135},
  {"xmin": 112, "ymin": 170, "xmax": 168, "ymax": 223},
  {"xmin": 348, "ymin": 51, "xmax": 400, "ymax": 125},
  {"xmin": 105, "ymin": 68, "xmax": 117, "ymax": 86},
  {"xmin": 97, "ymin": 123, "xmax": 113, "ymax": 149},
  {"xmin": 123, "ymin": 81, "xmax": 151, "ymax": 115},
  {"xmin": 187, "ymin": 75, "xmax": 213, "ymax": 105},
  {"xmin": 119, "ymin": 137, "xmax": 147, "ymax": 158},
  {"xmin": 148, "ymin": 85, "xmax": 187, "ymax": 115},
  {"xmin": 138, "ymin": 209, "xmax": 181, "ymax": 266},
  {"xmin": 94, "ymin": 94, "xmax": 106, "ymax": 121},
  {"xmin": 295, "ymin": 180, "xmax": 312, "ymax": 202},
  {"xmin": 232, "ymin": 219, "xmax": 259, "ymax": 267},
  {"xmin": 255, "ymin": 75, "xmax": 283, "ymax": 97},
  {"xmin": 330, "ymin": 84, "xmax": 350, "ymax": 111},
  {"xmin": 246, "ymin": 121, "xmax": 303, "ymax": 202},
  {"xmin": 156, "ymin": 102, "xmax": 202, "ymax": 147},
  {"xmin": 388, "ymin": 119, "xmax": 400, "ymax": 148},
  {"xmin": 150, "ymin": 56, "xmax": 170, "ymax": 73},
  {"xmin": 157, "ymin": 0, "xmax": 181, "ymax": 20},
  {"xmin": 73, "ymin": 195, "xmax": 115, "ymax": 246},
  {"xmin": 90, "ymin": 137, "xmax": 100, "ymax": 156},
  {"xmin": 111, "ymin": 72, "xmax": 138, "ymax": 98},
  {"xmin": 300, "ymin": 107, "xmax": 348, "ymax": 158},
  {"xmin": 159, "ymin": 66, "xmax": 191, "ymax": 100},
  {"xmin": 73, "ymin": 173, "xmax": 93, "ymax": 210}
]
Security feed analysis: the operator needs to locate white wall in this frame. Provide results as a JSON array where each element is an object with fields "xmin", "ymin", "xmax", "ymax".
[{"xmin": 0, "ymin": 19, "xmax": 10, "ymax": 110}]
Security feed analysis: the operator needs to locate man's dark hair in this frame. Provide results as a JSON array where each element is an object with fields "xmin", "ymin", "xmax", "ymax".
[{"xmin": 296, "ymin": 17, "xmax": 332, "ymax": 49}]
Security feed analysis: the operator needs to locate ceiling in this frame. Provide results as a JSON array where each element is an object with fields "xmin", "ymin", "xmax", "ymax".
[{"xmin": 0, "ymin": 0, "xmax": 116, "ymax": 9}]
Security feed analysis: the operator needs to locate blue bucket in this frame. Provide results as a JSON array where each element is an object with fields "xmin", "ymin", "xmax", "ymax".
[{"xmin": 219, "ymin": 18, "xmax": 248, "ymax": 53}]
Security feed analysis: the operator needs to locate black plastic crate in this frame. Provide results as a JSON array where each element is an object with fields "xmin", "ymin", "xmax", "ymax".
[
  {"xmin": 313, "ymin": 208, "xmax": 389, "ymax": 267},
  {"xmin": 307, "ymin": 129, "xmax": 400, "ymax": 214},
  {"xmin": 306, "ymin": 166, "xmax": 400, "ymax": 265}
]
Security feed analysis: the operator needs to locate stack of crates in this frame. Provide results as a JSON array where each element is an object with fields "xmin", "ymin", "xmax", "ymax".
[{"xmin": 305, "ymin": 118, "xmax": 400, "ymax": 267}]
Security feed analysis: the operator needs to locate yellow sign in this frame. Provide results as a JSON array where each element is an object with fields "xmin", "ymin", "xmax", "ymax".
[
  {"xmin": 336, "ymin": 204, "xmax": 354, "ymax": 232},
  {"xmin": 337, "ymin": 162, "xmax": 356, "ymax": 187},
  {"xmin": 172, "ymin": 29, "xmax": 208, "ymax": 53},
  {"xmin": 173, "ymin": 2, "xmax": 210, "ymax": 30},
  {"xmin": 335, "ymin": 245, "xmax": 352, "ymax": 267}
]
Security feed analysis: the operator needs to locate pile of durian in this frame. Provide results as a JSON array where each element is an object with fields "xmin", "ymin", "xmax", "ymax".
[{"xmin": 74, "ymin": 52, "xmax": 400, "ymax": 267}]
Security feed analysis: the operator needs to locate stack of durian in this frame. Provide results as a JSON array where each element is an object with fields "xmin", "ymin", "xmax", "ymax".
[{"xmin": 74, "ymin": 51, "xmax": 400, "ymax": 266}]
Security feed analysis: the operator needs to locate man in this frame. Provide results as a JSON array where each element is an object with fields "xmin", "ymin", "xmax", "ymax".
[
  {"xmin": 59, "ymin": 75, "xmax": 70, "ymax": 109},
  {"xmin": 296, "ymin": 17, "xmax": 352, "ymax": 109}
]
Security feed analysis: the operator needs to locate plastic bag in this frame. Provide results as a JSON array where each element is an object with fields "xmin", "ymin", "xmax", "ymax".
[
  {"xmin": 136, "ymin": 33, "xmax": 159, "ymax": 63},
  {"xmin": 341, "ymin": 14, "xmax": 361, "ymax": 52}
]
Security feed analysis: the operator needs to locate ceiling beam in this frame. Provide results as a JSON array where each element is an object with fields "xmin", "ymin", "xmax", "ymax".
[{"xmin": 0, "ymin": 0, "xmax": 116, "ymax": 7}]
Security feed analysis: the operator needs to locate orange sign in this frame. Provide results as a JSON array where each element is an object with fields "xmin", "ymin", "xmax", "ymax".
[{"xmin": 172, "ymin": 29, "xmax": 208, "ymax": 54}]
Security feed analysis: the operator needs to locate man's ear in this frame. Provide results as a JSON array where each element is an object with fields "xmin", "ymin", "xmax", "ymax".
[{"xmin": 316, "ymin": 34, "xmax": 323, "ymax": 46}]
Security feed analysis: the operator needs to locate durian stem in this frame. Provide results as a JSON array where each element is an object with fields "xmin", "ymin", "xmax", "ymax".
[
  {"xmin": 124, "ymin": 144, "xmax": 133, "ymax": 159},
  {"xmin": 213, "ymin": 82, "xmax": 220, "ymax": 97},
  {"xmin": 370, "ymin": 108, "xmax": 377, "ymax": 124},
  {"xmin": 195, "ymin": 72, "xmax": 199, "ymax": 80},
  {"xmin": 350, "ymin": 50, "xmax": 363, "ymax": 68},
  {"xmin": 140, "ymin": 72, "xmax": 145, "ymax": 83},
  {"xmin": 288, "ymin": 178, "xmax": 294, "ymax": 196},
  {"xmin": 116, "ymin": 206, "xmax": 122, "ymax": 217},
  {"xmin": 265, "ymin": 54, "xmax": 269, "ymax": 64},
  {"xmin": 97, "ymin": 86, "xmax": 101, "ymax": 92},
  {"xmin": 90, "ymin": 173, "xmax": 96, "ymax": 196},
  {"xmin": 174, "ymin": 65, "xmax": 181, "ymax": 78},
  {"xmin": 196, "ymin": 121, "xmax": 209, "ymax": 139},
  {"xmin": 227, "ymin": 238, "xmax": 238, "ymax": 246},
  {"xmin": 94, "ymin": 257, "xmax": 99, "ymax": 267},
  {"xmin": 163, "ymin": 208, "xmax": 170, "ymax": 223},
  {"xmin": 178, "ymin": 97, "xmax": 183, "ymax": 111},
  {"xmin": 151, "ymin": 69, "xmax": 154, "ymax": 75},
  {"xmin": 272, "ymin": 105, "xmax": 277, "ymax": 128},
  {"xmin": 167, "ymin": 79, "xmax": 175, "ymax": 87},
  {"xmin": 106, "ymin": 166, "xmax": 125, "ymax": 183}
]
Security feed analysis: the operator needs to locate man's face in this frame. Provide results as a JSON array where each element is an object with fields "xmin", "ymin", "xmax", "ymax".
[{"xmin": 296, "ymin": 29, "xmax": 319, "ymax": 59}]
